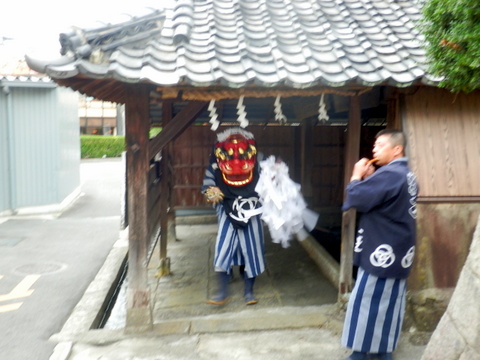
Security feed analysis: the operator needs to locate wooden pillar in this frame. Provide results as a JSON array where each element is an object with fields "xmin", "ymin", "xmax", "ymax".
[
  {"xmin": 165, "ymin": 100, "xmax": 177, "ymax": 244},
  {"xmin": 124, "ymin": 84, "xmax": 153, "ymax": 331},
  {"xmin": 157, "ymin": 100, "xmax": 173, "ymax": 276},
  {"xmin": 157, "ymin": 152, "xmax": 171, "ymax": 276},
  {"xmin": 339, "ymin": 95, "xmax": 361, "ymax": 301}
]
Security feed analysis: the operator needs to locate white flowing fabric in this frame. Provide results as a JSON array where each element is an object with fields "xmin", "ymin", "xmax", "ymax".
[{"xmin": 255, "ymin": 156, "xmax": 319, "ymax": 248}]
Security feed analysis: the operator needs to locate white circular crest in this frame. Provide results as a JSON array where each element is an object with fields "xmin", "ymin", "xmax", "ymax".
[
  {"xmin": 401, "ymin": 246, "xmax": 415, "ymax": 268},
  {"xmin": 370, "ymin": 244, "xmax": 396, "ymax": 268},
  {"xmin": 229, "ymin": 196, "xmax": 260, "ymax": 223}
]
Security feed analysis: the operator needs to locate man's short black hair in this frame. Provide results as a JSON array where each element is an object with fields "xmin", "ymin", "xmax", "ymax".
[{"xmin": 376, "ymin": 129, "xmax": 406, "ymax": 150}]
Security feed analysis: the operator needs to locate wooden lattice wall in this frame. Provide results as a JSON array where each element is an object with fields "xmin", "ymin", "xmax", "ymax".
[{"xmin": 171, "ymin": 123, "xmax": 381, "ymax": 227}]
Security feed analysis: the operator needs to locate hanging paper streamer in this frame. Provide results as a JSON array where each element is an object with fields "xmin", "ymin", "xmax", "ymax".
[
  {"xmin": 274, "ymin": 95, "xmax": 287, "ymax": 124},
  {"xmin": 236, "ymin": 95, "xmax": 249, "ymax": 128},
  {"xmin": 255, "ymin": 156, "xmax": 319, "ymax": 248},
  {"xmin": 208, "ymin": 99, "xmax": 220, "ymax": 131},
  {"xmin": 318, "ymin": 93, "xmax": 329, "ymax": 123}
]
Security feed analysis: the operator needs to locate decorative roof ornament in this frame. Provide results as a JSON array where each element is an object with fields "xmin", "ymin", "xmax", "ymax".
[
  {"xmin": 58, "ymin": 11, "xmax": 165, "ymax": 59},
  {"xmin": 318, "ymin": 94, "xmax": 329, "ymax": 124},
  {"xmin": 274, "ymin": 95, "xmax": 287, "ymax": 124},
  {"xmin": 236, "ymin": 95, "xmax": 249, "ymax": 128},
  {"xmin": 208, "ymin": 99, "xmax": 220, "ymax": 131}
]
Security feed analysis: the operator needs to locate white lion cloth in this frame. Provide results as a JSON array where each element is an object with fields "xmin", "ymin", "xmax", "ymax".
[{"xmin": 255, "ymin": 156, "xmax": 319, "ymax": 248}]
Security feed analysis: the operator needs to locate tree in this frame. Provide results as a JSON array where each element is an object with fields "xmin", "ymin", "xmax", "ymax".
[{"xmin": 421, "ymin": 0, "xmax": 480, "ymax": 93}]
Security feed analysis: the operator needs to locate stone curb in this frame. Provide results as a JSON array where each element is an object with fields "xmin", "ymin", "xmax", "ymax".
[{"xmin": 51, "ymin": 304, "xmax": 344, "ymax": 346}]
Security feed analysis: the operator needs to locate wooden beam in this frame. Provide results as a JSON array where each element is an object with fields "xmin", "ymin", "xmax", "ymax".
[
  {"xmin": 339, "ymin": 95, "xmax": 361, "ymax": 299},
  {"xmin": 124, "ymin": 83, "xmax": 153, "ymax": 330},
  {"xmin": 149, "ymin": 101, "xmax": 208, "ymax": 159}
]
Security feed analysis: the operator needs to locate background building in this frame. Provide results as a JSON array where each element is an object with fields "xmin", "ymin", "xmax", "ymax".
[{"xmin": 79, "ymin": 95, "xmax": 124, "ymax": 136}]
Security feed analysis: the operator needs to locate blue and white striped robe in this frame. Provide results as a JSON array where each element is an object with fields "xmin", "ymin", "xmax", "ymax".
[
  {"xmin": 203, "ymin": 163, "xmax": 265, "ymax": 279},
  {"xmin": 341, "ymin": 267, "xmax": 407, "ymax": 353}
]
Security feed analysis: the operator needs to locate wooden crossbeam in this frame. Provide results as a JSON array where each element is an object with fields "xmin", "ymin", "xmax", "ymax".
[{"xmin": 149, "ymin": 101, "xmax": 208, "ymax": 159}]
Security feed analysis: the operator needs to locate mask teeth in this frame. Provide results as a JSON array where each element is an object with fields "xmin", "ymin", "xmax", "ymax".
[{"xmin": 222, "ymin": 172, "xmax": 253, "ymax": 186}]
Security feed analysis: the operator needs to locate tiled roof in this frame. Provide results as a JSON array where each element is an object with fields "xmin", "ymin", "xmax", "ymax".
[
  {"xmin": 26, "ymin": 0, "xmax": 438, "ymax": 90},
  {"xmin": 1, "ymin": 57, "xmax": 51, "ymax": 83}
]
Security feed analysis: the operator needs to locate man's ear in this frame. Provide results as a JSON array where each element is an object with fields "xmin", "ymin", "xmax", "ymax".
[{"xmin": 393, "ymin": 145, "xmax": 404, "ymax": 157}]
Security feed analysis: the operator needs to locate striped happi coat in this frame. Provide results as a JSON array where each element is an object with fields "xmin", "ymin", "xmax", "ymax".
[
  {"xmin": 203, "ymin": 163, "xmax": 265, "ymax": 279},
  {"xmin": 341, "ymin": 267, "xmax": 407, "ymax": 353}
]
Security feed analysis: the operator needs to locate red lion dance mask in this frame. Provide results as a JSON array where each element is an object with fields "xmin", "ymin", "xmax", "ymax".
[{"xmin": 214, "ymin": 128, "xmax": 257, "ymax": 186}]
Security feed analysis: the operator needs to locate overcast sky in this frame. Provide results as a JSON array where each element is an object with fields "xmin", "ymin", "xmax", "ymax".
[{"xmin": 1, "ymin": 0, "xmax": 173, "ymax": 58}]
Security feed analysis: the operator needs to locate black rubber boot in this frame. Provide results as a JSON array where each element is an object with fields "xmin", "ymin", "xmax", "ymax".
[
  {"xmin": 244, "ymin": 276, "xmax": 258, "ymax": 305},
  {"xmin": 370, "ymin": 353, "xmax": 393, "ymax": 360},
  {"xmin": 206, "ymin": 272, "xmax": 229, "ymax": 305},
  {"xmin": 343, "ymin": 351, "xmax": 369, "ymax": 360}
]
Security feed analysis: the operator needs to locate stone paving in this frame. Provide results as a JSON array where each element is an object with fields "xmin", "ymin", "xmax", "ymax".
[
  {"xmin": 51, "ymin": 223, "xmax": 428, "ymax": 360},
  {"xmin": 149, "ymin": 223, "xmax": 338, "ymax": 323}
]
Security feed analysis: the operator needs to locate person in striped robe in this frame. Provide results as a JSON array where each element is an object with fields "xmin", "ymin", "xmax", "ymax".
[
  {"xmin": 341, "ymin": 130, "xmax": 418, "ymax": 360},
  {"xmin": 202, "ymin": 128, "xmax": 265, "ymax": 306}
]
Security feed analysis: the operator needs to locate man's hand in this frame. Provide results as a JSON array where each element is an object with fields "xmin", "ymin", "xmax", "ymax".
[{"xmin": 350, "ymin": 158, "xmax": 376, "ymax": 182}]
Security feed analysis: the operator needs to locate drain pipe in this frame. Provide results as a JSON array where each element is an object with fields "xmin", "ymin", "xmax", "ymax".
[{"xmin": 2, "ymin": 84, "xmax": 17, "ymax": 212}]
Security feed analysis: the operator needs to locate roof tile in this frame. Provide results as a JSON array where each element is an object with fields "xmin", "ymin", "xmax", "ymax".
[{"xmin": 27, "ymin": 0, "xmax": 434, "ymax": 88}]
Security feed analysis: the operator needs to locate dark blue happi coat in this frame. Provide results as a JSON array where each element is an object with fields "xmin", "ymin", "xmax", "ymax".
[{"xmin": 342, "ymin": 158, "xmax": 418, "ymax": 279}]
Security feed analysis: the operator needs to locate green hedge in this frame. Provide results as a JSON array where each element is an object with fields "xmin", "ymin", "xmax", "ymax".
[{"xmin": 81, "ymin": 135, "xmax": 125, "ymax": 158}]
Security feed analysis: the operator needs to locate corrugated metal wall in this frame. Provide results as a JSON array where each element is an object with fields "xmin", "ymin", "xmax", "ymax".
[
  {"xmin": 0, "ymin": 81, "xmax": 80, "ymax": 214},
  {"xmin": 0, "ymin": 90, "xmax": 10, "ymax": 212},
  {"xmin": 57, "ymin": 88, "xmax": 82, "ymax": 201}
]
